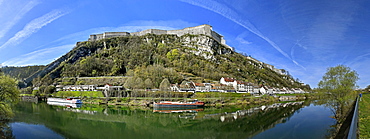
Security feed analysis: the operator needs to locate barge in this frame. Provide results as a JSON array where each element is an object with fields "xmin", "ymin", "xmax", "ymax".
[
  {"xmin": 153, "ymin": 99, "xmax": 204, "ymax": 107},
  {"xmin": 47, "ymin": 97, "xmax": 82, "ymax": 104}
]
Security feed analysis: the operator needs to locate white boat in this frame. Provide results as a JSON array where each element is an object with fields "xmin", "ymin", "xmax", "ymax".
[
  {"xmin": 153, "ymin": 99, "xmax": 204, "ymax": 107},
  {"xmin": 47, "ymin": 101, "xmax": 82, "ymax": 108},
  {"xmin": 47, "ymin": 97, "xmax": 82, "ymax": 104}
]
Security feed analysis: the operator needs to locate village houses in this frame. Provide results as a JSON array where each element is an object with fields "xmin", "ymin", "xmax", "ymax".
[{"xmin": 56, "ymin": 77, "xmax": 307, "ymax": 96}]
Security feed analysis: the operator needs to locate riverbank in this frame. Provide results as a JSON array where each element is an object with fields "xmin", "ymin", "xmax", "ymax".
[
  {"xmin": 359, "ymin": 93, "xmax": 370, "ymax": 138},
  {"xmin": 20, "ymin": 92, "xmax": 326, "ymax": 107},
  {"xmin": 72, "ymin": 92, "xmax": 325, "ymax": 107}
]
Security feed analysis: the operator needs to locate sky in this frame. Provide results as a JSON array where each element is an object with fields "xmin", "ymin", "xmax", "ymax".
[{"xmin": 0, "ymin": 0, "xmax": 370, "ymax": 88}]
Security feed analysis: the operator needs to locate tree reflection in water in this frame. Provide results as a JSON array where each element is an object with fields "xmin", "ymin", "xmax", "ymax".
[{"xmin": 0, "ymin": 105, "xmax": 14, "ymax": 139}]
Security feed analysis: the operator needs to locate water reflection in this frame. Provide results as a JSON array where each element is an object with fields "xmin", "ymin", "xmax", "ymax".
[
  {"xmin": 153, "ymin": 107, "xmax": 204, "ymax": 113},
  {"xmin": 47, "ymin": 101, "xmax": 82, "ymax": 108},
  {"xmin": 0, "ymin": 120, "xmax": 14, "ymax": 139},
  {"xmin": 10, "ymin": 122, "xmax": 63, "ymax": 139},
  {"xmin": 9, "ymin": 101, "xmax": 336, "ymax": 139}
]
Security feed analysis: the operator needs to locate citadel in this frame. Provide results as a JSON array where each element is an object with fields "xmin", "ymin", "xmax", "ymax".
[
  {"xmin": 88, "ymin": 24, "xmax": 234, "ymax": 50},
  {"xmin": 87, "ymin": 24, "xmax": 287, "ymax": 76}
]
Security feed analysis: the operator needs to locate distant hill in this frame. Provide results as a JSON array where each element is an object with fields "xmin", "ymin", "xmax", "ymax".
[
  {"xmin": 19, "ymin": 25, "xmax": 310, "ymax": 90},
  {"xmin": 23, "ymin": 33, "xmax": 308, "ymax": 90},
  {"xmin": 1, "ymin": 65, "xmax": 45, "ymax": 80}
]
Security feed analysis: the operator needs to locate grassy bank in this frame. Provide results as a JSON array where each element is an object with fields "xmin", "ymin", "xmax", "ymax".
[
  {"xmin": 359, "ymin": 93, "xmax": 370, "ymax": 138},
  {"xmin": 54, "ymin": 91, "xmax": 104, "ymax": 98}
]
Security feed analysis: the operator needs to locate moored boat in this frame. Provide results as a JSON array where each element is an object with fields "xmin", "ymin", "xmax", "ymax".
[
  {"xmin": 153, "ymin": 99, "xmax": 204, "ymax": 107},
  {"xmin": 47, "ymin": 97, "xmax": 82, "ymax": 104},
  {"xmin": 153, "ymin": 107, "xmax": 204, "ymax": 113}
]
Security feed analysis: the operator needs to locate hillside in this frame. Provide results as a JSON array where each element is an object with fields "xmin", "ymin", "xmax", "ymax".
[
  {"xmin": 1, "ymin": 65, "xmax": 45, "ymax": 79},
  {"xmin": 29, "ymin": 32, "xmax": 309, "ymax": 90}
]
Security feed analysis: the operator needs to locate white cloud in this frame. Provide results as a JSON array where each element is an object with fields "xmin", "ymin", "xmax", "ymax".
[
  {"xmin": 0, "ymin": 1, "xmax": 39, "ymax": 39},
  {"xmin": 306, "ymin": 1, "xmax": 358, "ymax": 61},
  {"xmin": 235, "ymin": 32, "xmax": 252, "ymax": 45},
  {"xmin": 3, "ymin": 20, "xmax": 196, "ymax": 66},
  {"xmin": 0, "ymin": 9, "xmax": 68, "ymax": 50},
  {"xmin": 43, "ymin": 20, "xmax": 196, "ymax": 45},
  {"xmin": 2, "ymin": 44, "xmax": 74, "ymax": 66},
  {"xmin": 180, "ymin": 0, "xmax": 305, "ymax": 69}
]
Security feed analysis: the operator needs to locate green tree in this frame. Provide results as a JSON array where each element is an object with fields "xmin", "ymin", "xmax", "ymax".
[
  {"xmin": 144, "ymin": 78, "xmax": 153, "ymax": 90},
  {"xmin": 44, "ymin": 85, "xmax": 56, "ymax": 94},
  {"xmin": 159, "ymin": 78, "xmax": 170, "ymax": 92},
  {"xmin": 123, "ymin": 77, "xmax": 135, "ymax": 90},
  {"xmin": 318, "ymin": 65, "xmax": 359, "ymax": 122},
  {"xmin": 166, "ymin": 49, "xmax": 179, "ymax": 61},
  {"xmin": 134, "ymin": 77, "xmax": 144, "ymax": 90},
  {"xmin": 364, "ymin": 85, "xmax": 370, "ymax": 92},
  {"xmin": 318, "ymin": 65, "xmax": 359, "ymax": 99},
  {"xmin": 0, "ymin": 75, "xmax": 20, "ymax": 119}
]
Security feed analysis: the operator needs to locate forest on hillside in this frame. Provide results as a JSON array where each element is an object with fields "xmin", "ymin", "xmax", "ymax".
[
  {"xmin": 54, "ymin": 34, "xmax": 309, "ymax": 90},
  {"xmin": 1, "ymin": 65, "xmax": 45, "ymax": 79}
]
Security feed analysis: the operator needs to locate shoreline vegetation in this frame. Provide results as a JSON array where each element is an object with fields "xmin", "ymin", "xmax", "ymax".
[{"xmin": 20, "ymin": 91, "xmax": 326, "ymax": 107}]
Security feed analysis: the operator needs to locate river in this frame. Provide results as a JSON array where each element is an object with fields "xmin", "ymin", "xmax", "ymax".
[{"xmin": 3, "ymin": 100, "xmax": 336, "ymax": 139}]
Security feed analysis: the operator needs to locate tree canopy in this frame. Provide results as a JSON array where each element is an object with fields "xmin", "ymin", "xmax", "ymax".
[
  {"xmin": 317, "ymin": 65, "xmax": 359, "ymax": 123},
  {"xmin": 318, "ymin": 65, "xmax": 359, "ymax": 99},
  {"xmin": 0, "ymin": 75, "xmax": 20, "ymax": 120}
]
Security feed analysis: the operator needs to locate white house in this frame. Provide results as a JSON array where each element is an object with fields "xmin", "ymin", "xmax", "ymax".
[
  {"xmin": 194, "ymin": 82, "xmax": 206, "ymax": 92},
  {"xmin": 220, "ymin": 77, "xmax": 237, "ymax": 88},
  {"xmin": 259, "ymin": 87, "xmax": 266, "ymax": 95},
  {"xmin": 103, "ymin": 84, "xmax": 123, "ymax": 97},
  {"xmin": 170, "ymin": 84, "xmax": 180, "ymax": 92}
]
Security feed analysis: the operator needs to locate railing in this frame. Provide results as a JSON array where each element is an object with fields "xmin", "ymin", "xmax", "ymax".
[{"xmin": 347, "ymin": 96, "xmax": 359, "ymax": 139}]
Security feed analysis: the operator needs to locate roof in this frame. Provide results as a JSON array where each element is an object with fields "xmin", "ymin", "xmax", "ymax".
[
  {"xmin": 223, "ymin": 77, "xmax": 235, "ymax": 82},
  {"xmin": 194, "ymin": 83, "xmax": 205, "ymax": 87}
]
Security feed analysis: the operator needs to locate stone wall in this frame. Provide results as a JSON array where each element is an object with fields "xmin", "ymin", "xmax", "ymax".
[
  {"xmin": 89, "ymin": 32, "xmax": 130, "ymax": 41},
  {"xmin": 87, "ymin": 24, "xmax": 232, "ymax": 50}
]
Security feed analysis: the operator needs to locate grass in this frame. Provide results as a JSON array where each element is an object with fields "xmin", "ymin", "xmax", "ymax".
[
  {"xmin": 359, "ymin": 93, "xmax": 370, "ymax": 138},
  {"xmin": 54, "ymin": 91, "xmax": 104, "ymax": 98}
]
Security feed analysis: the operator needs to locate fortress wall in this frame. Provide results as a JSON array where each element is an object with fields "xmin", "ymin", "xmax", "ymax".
[
  {"xmin": 103, "ymin": 32, "xmax": 130, "ymax": 38},
  {"xmin": 210, "ymin": 30, "xmax": 222, "ymax": 43},
  {"xmin": 167, "ymin": 24, "xmax": 212, "ymax": 37},
  {"xmin": 88, "ymin": 34, "xmax": 104, "ymax": 41},
  {"xmin": 131, "ymin": 29, "xmax": 167, "ymax": 36},
  {"xmin": 88, "ymin": 24, "xmax": 231, "ymax": 49},
  {"xmin": 149, "ymin": 29, "xmax": 167, "ymax": 35}
]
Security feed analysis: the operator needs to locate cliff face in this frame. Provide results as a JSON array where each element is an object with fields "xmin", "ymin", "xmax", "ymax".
[{"xmin": 181, "ymin": 35, "xmax": 232, "ymax": 60}]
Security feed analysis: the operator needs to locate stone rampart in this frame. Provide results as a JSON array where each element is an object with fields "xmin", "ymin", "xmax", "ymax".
[{"xmin": 88, "ymin": 24, "xmax": 232, "ymax": 50}]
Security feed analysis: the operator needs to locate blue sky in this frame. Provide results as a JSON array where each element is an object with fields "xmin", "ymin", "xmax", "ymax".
[{"xmin": 1, "ymin": 0, "xmax": 370, "ymax": 88}]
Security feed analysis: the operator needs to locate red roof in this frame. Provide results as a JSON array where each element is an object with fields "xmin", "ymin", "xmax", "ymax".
[
  {"xmin": 194, "ymin": 83, "xmax": 205, "ymax": 87},
  {"xmin": 223, "ymin": 77, "xmax": 235, "ymax": 82},
  {"xmin": 236, "ymin": 81, "xmax": 245, "ymax": 84}
]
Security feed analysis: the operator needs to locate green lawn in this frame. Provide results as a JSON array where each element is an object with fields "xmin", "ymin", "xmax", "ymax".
[
  {"xmin": 54, "ymin": 91, "xmax": 104, "ymax": 98},
  {"xmin": 359, "ymin": 93, "xmax": 370, "ymax": 138}
]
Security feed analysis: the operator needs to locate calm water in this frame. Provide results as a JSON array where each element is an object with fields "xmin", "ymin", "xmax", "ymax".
[{"xmin": 4, "ymin": 100, "xmax": 336, "ymax": 139}]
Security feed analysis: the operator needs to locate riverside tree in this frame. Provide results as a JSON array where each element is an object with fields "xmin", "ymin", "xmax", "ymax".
[
  {"xmin": 0, "ymin": 74, "xmax": 20, "ymax": 120},
  {"xmin": 317, "ymin": 65, "xmax": 359, "ymax": 122}
]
